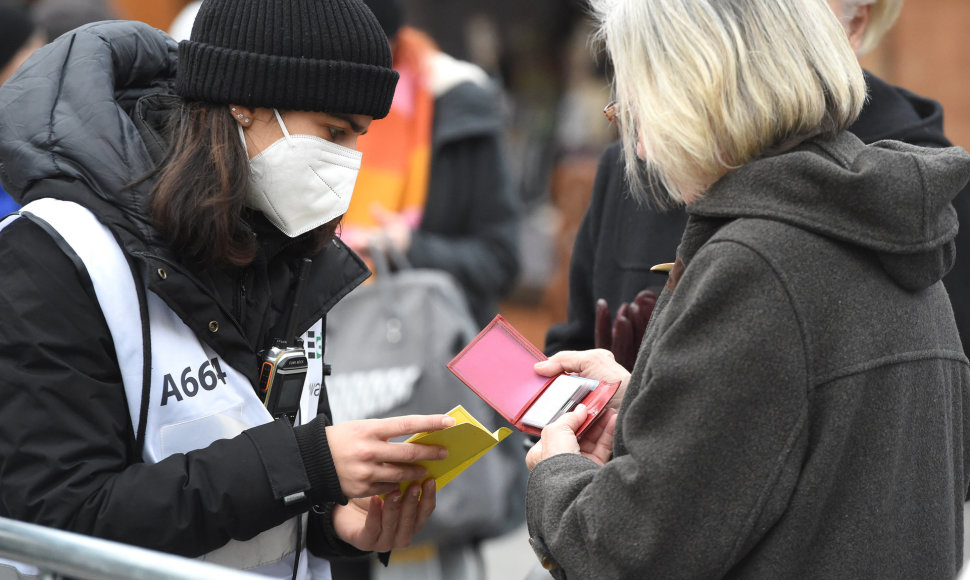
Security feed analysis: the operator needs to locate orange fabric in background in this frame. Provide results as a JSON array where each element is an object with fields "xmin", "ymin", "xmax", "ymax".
[
  {"xmin": 344, "ymin": 28, "xmax": 437, "ymax": 229},
  {"xmin": 113, "ymin": 0, "xmax": 184, "ymax": 29}
]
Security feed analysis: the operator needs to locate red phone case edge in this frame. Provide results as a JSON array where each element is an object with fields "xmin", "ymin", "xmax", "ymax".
[{"xmin": 447, "ymin": 315, "xmax": 620, "ymax": 436}]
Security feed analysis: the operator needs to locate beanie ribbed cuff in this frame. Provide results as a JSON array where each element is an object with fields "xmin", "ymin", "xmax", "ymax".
[
  {"xmin": 176, "ymin": 41, "xmax": 398, "ymax": 119},
  {"xmin": 293, "ymin": 416, "xmax": 348, "ymax": 505}
]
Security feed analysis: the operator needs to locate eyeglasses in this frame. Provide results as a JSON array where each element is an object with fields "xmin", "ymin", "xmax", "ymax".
[{"xmin": 604, "ymin": 100, "xmax": 618, "ymax": 126}]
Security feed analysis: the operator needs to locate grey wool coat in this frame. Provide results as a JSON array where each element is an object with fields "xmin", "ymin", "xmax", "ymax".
[{"xmin": 527, "ymin": 131, "xmax": 970, "ymax": 579}]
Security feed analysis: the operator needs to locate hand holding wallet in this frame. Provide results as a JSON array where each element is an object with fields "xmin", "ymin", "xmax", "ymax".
[{"xmin": 448, "ymin": 315, "xmax": 620, "ymax": 437}]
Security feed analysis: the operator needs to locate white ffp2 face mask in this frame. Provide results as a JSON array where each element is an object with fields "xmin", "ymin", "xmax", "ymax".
[{"xmin": 240, "ymin": 109, "xmax": 362, "ymax": 238}]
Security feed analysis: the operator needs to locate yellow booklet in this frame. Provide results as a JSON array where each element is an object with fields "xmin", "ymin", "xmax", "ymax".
[{"xmin": 397, "ymin": 404, "xmax": 513, "ymax": 493}]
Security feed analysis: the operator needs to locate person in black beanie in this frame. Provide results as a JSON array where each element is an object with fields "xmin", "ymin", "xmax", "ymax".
[{"xmin": 0, "ymin": 0, "xmax": 456, "ymax": 578}]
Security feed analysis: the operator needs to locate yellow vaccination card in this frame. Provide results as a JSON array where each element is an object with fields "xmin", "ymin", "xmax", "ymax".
[{"xmin": 398, "ymin": 405, "xmax": 513, "ymax": 493}]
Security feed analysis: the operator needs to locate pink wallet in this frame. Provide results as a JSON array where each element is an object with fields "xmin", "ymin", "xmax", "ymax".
[{"xmin": 447, "ymin": 315, "xmax": 619, "ymax": 436}]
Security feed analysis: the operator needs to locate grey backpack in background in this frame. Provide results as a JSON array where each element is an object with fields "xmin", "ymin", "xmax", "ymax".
[{"xmin": 325, "ymin": 245, "xmax": 523, "ymax": 547}]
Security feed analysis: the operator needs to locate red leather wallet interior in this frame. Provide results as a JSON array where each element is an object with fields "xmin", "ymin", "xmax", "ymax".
[{"xmin": 448, "ymin": 315, "xmax": 619, "ymax": 436}]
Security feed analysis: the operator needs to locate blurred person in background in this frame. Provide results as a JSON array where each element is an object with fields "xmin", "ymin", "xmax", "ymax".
[
  {"xmin": 525, "ymin": 0, "xmax": 970, "ymax": 577},
  {"xmin": 0, "ymin": 0, "xmax": 461, "ymax": 577},
  {"xmin": 0, "ymin": 4, "xmax": 43, "ymax": 85},
  {"xmin": 544, "ymin": 0, "xmax": 970, "ymax": 372},
  {"xmin": 30, "ymin": 0, "xmax": 117, "ymax": 40},
  {"xmin": 328, "ymin": 1, "xmax": 525, "ymax": 578},
  {"xmin": 341, "ymin": 0, "xmax": 521, "ymax": 330},
  {"xmin": 0, "ymin": 2, "xmax": 44, "ymax": 216}
]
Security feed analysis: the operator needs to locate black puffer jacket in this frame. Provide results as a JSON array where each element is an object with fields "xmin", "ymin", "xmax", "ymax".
[
  {"xmin": 545, "ymin": 71, "xmax": 970, "ymax": 356},
  {"xmin": 0, "ymin": 21, "xmax": 369, "ymax": 559}
]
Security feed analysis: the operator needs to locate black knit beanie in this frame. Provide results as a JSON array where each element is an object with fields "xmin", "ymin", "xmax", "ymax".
[
  {"xmin": 0, "ymin": 4, "xmax": 36, "ymax": 69},
  {"xmin": 176, "ymin": 0, "xmax": 399, "ymax": 119},
  {"xmin": 362, "ymin": 0, "xmax": 403, "ymax": 40}
]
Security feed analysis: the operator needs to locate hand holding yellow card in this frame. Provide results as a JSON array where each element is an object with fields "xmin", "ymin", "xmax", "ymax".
[{"xmin": 397, "ymin": 404, "xmax": 512, "ymax": 494}]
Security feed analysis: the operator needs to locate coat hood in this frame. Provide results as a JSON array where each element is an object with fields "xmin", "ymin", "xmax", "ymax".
[
  {"xmin": 0, "ymin": 21, "xmax": 176, "ymax": 234},
  {"xmin": 688, "ymin": 131, "xmax": 970, "ymax": 291}
]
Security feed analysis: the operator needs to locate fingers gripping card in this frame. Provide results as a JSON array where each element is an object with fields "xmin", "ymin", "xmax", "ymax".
[{"xmin": 395, "ymin": 404, "xmax": 513, "ymax": 495}]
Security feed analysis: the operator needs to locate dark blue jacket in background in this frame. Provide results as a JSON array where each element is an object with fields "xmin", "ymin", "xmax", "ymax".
[{"xmin": 0, "ymin": 186, "xmax": 17, "ymax": 216}]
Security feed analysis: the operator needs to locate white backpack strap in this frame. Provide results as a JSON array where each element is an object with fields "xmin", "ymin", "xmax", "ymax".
[
  {"xmin": 17, "ymin": 199, "xmax": 150, "ymax": 444},
  {"xmin": 0, "ymin": 201, "xmax": 147, "ymax": 577},
  {"xmin": 0, "ymin": 213, "xmax": 19, "ymax": 231}
]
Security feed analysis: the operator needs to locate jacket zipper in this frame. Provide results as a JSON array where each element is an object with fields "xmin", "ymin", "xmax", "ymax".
[{"xmin": 235, "ymin": 277, "xmax": 247, "ymax": 327}]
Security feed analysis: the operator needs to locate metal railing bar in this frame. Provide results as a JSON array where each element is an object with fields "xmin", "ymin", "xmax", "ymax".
[{"xmin": 0, "ymin": 516, "xmax": 263, "ymax": 579}]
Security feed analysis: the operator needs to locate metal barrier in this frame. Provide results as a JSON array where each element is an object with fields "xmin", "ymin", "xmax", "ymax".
[{"xmin": 0, "ymin": 516, "xmax": 263, "ymax": 579}]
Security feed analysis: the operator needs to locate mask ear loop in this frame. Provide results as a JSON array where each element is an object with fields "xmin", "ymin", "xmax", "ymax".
[
  {"xmin": 237, "ymin": 109, "xmax": 293, "ymax": 156},
  {"xmin": 273, "ymin": 108, "xmax": 294, "ymax": 145}
]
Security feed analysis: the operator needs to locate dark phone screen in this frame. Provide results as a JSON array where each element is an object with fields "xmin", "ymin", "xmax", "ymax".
[{"xmin": 277, "ymin": 372, "xmax": 305, "ymax": 411}]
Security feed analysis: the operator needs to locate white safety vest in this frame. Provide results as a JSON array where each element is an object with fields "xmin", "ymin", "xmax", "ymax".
[{"xmin": 0, "ymin": 199, "xmax": 331, "ymax": 580}]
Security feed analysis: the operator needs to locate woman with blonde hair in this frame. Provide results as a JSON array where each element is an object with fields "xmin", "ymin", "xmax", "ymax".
[{"xmin": 524, "ymin": 0, "xmax": 970, "ymax": 577}]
